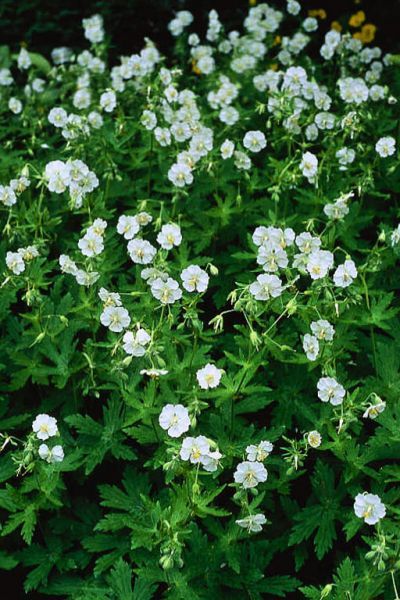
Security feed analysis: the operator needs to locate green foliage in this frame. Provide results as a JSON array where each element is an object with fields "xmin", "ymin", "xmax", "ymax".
[{"xmin": 0, "ymin": 3, "xmax": 400, "ymax": 600}]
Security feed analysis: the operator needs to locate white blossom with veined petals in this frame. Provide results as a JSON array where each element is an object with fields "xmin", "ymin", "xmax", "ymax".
[
  {"xmin": 180, "ymin": 435, "xmax": 210, "ymax": 464},
  {"xmin": 168, "ymin": 163, "xmax": 193, "ymax": 187},
  {"xmin": 243, "ymin": 130, "xmax": 267, "ymax": 153},
  {"xmin": 196, "ymin": 363, "xmax": 223, "ymax": 389},
  {"xmin": 78, "ymin": 232, "xmax": 104, "ymax": 257},
  {"xmin": 98, "ymin": 288, "xmax": 122, "ymax": 307},
  {"xmin": 303, "ymin": 334, "xmax": 320, "ymax": 361},
  {"xmin": 127, "ymin": 239, "xmax": 157, "ymax": 264},
  {"xmin": 307, "ymin": 431, "xmax": 322, "ymax": 448},
  {"xmin": 311, "ymin": 319, "xmax": 335, "ymax": 341},
  {"xmin": 246, "ymin": 441, "xmax": 273, "ymax": 462},
  {"xmin": 236, "ymin": 513, "xmax": 267, "ymax": 533},
  {"xmin": 249, "ymin": 273, "xmax": 283, "ymax": 301},
  {"xmin": 117, "ymin": 215, "xmax": 140, "ymax": 240},
  {"xmin": 234, "ymin": 461, "xmax": 268, "ymax": 489},
  {"xmin": 375, "ymin": 136, "xmax": 396, "ymax": 157},
  {"xmin": 333, "ymin": 259, "xmax": 357, "ymax": 288},
  {"xmin": 39, "ymin": 444, "xmax": 64, "ymax": 463},
  {"xmin": 157, "ymin": 223, "xmax": 182, "ymax": 250},
  {"xmin": 150, "ymin": 277, "xmax": 182, "ymax": 304},
  {"xmin": 354, "ymin": 493, "xmax": 386, "ymax": 525},
  {"xmin": 317, "ymin": 376, "xmax": 345, "ymax": 406},
  {"xmin": 122, "ymin": 328, "xmax": 151, "ymax": 356},
  {"xmin": 100, "ymin": 306, "xmax": 131, "ymax": 332},
  {"xmin": 6, "ymin": 251, "xmax": 25, "ymax": 274},
  {"xmin": 181, "ymin": 265, "xmax": 209, "ymax": 292},
  {"xmin": 159, "ymin": 404, "xmax": 190, "ymax": 438},
  {"xmin": 32, "ymin": 414, "xmax": 58, "ymax": 440},
  {"xmin": 306, "ymin": 250, "xmax": 334, "ymax": 280}
]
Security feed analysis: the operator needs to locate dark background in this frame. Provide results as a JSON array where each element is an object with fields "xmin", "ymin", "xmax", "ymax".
[
  {"xmin": 1, "ymin": 0, "xmax": 399, "ymax": 597},
  {"xmin": 1, "ymin": 0, "xmax": 400, "ymax": 59}
]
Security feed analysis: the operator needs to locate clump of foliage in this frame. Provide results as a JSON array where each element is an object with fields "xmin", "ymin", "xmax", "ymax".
[{"xmin": 0, "ymin": 4, "xmax": 400, "ymax": 599}]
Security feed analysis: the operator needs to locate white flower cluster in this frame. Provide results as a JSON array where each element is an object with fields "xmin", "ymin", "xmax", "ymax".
[
  {"xmin": 0, "ymin": 174, "xmax": 30, "ymax": 207},
  {"xmin": 303, "ymin": 319, "xmax": 335, "ymax": 361},
  {"xmin": 44, "ymin": 159, "xmax": 99, "ymax": 208},
  {"xmin": 32, "ymin": 414, "xmax": 64, "ymax": 464},
  {"xmin": 6, "ymin": 245, "xmax": 39, "ymax": 275}
]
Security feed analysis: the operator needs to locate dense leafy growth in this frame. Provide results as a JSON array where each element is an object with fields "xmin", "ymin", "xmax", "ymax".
[{"xmin": 0, "ymin": 3, "xmax": 400, "ymax": 598}]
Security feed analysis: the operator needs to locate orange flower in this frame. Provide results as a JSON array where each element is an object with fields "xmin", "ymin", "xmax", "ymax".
[
  {"xmin": 349, "ymin": 10, "xmax": 365, "ymax": 27},
  {"xmin": 331, "ymin": 21, "xmax": 342, "ymax": 32},
  {"xmin": 308, "ymin": 9, "xmax": 327, "ymax": 19}
]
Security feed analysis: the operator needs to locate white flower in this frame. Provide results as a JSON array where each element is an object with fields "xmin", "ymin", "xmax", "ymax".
[
  {"xmin": 59, "ymin": 254, "xmax": 78, "ymax": 275},
  {"xmin": 78, "ymin": 232, "xmax": 104, "ymax": 257},
  {"xmin": 234, "ymin": 461, "xmax": 268, "ymax": 488},
  {"xmin": 375, "ymin": 136, "xmax": 396, "ymax": 157},
  {"xmin": 363, "ymin": 399, "xmax": 386, "ymax": 419},
  {"xmin": 39, "ymin": 444, "xmax": 64, "ymax": 463},
  {"xmin": 181, "ymin": 265, "xmax": 209, "ymax": 292},
  {"xmin": 83, "ymin": 14, "xmax": 104, "ymax": 43},
  {"xmin": 257, "ymin": 245, "xmax": 288, "ymax": 272},
  {"xmin": 140, "ymin": 368, "xmax": 168, "ymax": 378},
  {"xmin": 168, "ymin": 163, "xmax": 193, "ymax": 187},
  {"xmin": 45, "ymin": 160, "xmax": 71, "ymax": 194},
  {"xmin": 196, "ymin": 363, "xmax": 223, "ymax": 389},
  {"xmin": 317, "ymin": 376, "xmax": 345, "ymax": 406},
  {"xmin": 100, "ymin": 306, "xmax": 131, "ymax": 332},
  {"xmin": 127, "ymin": 239, "xmax": 157, "ymax": 264},
  {"xmin": 98, "ymin": 288, "xmax": 122, "ymax": 307},
  {"xmin": 243, "ymin": 130, "xmax": 267, "ymax": 153},
  {"xmin": 303, "ymin": 334, "xmax": 320, "ymax": 361},
  {"xmin": 88, "ymin": 218, "xmax": 107, "ymax": 236},
  {"xmin": 236, "ymin": 513, "xmax": 267, "ymax": 533},
  {"xmin": 6, "ymin": 251, "xmax": 25, "ymax": 274},
  {"xmin": 333, "ymin": 259, "xmax": 357, "ymax": 288},
  {"xmin": 180, "ymin": 435, "xmax": 210, "ymax": 464},
  {"xmin": 17, "ymin": 48, "xmax": 31, "ymax": 70},
  {"xmin": 246, "ymin": 441, "xmax": 273, "ymax": 462},
  {"xmin": 354, "ymin": 493, "xmax": 386, "ymax": 525},
  {"xmin": 311, "ymin": 319, "xmax": 335, "ymax": 341},
  {"xmin": 9, "ymin": 97, "xmax": 22, "ymax": 114},
  {"xmin": 307, "ymin": 431, "xmax": 322, "ymax": 448},
  {"xmin": 300, "ymin": 151, "xmax": 318, "ymax": 181},
  {"xmin": 201, "ymin": 450, "xmax": 222, "ymax": 472},
  {"xmin": 48, "ymin": 107, "xmax": 68, "ymax": 128},
  {"xmin": 100, "ymin": 90, "xmax": 116, "ymax": 112},
  {"xmin": 159, "ymin": 404, "xmax": 190, "ymax": 438},
  {"xmin": 117, "ymin": 215, "xmax": 140, "ymax": 240},
  {"xmin": 75, "ymin": 270, "xmax": 100, "ymax": 286},
  {"xmin": 220, "ymin": 139, "xmax": 235, "ymax": 159},
  {"xmin": 141, "ymin": 110, "xmax": 157, "ymax": 130},
  {"xmin": 32, "ymin": 414, "xmax": 58, "ymax": 440},
  {"xmin": 157, "ymin": 223, "xmax": 182, "ymax": 250},
  {"xmin": 391, "ymin": 224, "xmax": 400, "ymax": 246},
  {"xmin": 249, "ymin": 274, "xmax": 283, "ymax": 301},
  {"xmin": 150, "ymin": 277, "xmax": 182, "ymax": 304},
  {"xmin": 122, "ymin": 328, "xmax": 151, "ymax": 356},
  {"xmin": 306, "ymin": 250, "xmax": 334, "ymax": 280},
  {"xmin": 0, "ymin": 185, "xmax": 17, "ymax": 207}
]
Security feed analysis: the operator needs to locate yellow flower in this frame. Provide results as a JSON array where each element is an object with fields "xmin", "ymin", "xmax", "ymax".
[
  {"xmin": 349, "ymin": 10, "xmax": 365, "ymax": 27},
  {"xmin": 191, "ymin": 60, "xmax": 202, "ymax": 75},
  {"xmin": 273, "ymin": 35, "xmax": 281, "ymax": 46},
  {"xmin": 331, "ymin": 21, "xmax": 342, "ymax": 32},
  {"xmin": 269, "ymin": 63, "xmax": 278, "ymax": 72},
  {"xmin": 308, "ymin": 9, "xmax": 327, "ymax": 19},
  {"xmin": 249, "ymin": 0, "xmax": 257, "ymax": 5},
  {"xmin": 360, "ymin": 23, "xmax": 376, "ymax": 43}
]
